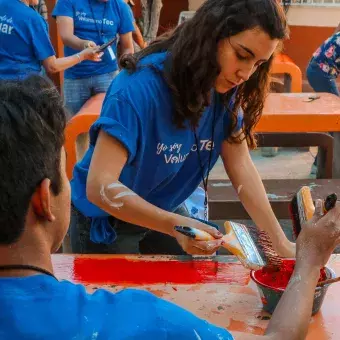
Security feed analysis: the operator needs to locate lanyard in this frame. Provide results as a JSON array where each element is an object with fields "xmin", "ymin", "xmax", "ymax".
[
  {"xmin": 0, "ymin": 264, "xmax": 57, "ymax": 280},
  {"xmin": 88, "ymin": 0, "xmax": 107, "ymax": 38},
  {"xmin": 192, "ymin": 93, "xmax": 217, "ymax": 222}
]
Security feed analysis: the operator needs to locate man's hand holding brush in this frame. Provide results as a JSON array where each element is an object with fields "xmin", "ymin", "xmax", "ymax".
[
  {"xmin": 296, "ymin": 199, "xmax": 340, "ymax": 269},
  {"xmin": 264, "ymin": 200, "xmax": 340, "ymax": 340}
]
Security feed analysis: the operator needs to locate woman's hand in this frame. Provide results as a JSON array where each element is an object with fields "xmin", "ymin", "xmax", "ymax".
[
  {"xmin": 83, "ymin": 40, "xmax": 97, "ymax": 49},
  {"xmin": 171, "ymin": 215, "xmax": 224, "ymax": 255},
  {"xmin": 276, "ymin": 240, "xmax": 296, "ymax": 258},
  {"xmin": 79, "ymin": 47, "xmax": 103, "ymax": 62}
]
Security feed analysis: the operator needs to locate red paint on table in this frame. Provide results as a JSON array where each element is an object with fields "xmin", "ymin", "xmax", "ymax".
[{"xmin": 71, "ymin": 257, "xmax": 250, "ymax": 285}]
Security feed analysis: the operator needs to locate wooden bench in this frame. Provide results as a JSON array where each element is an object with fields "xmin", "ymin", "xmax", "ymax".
[{"xmin": 208, "ymin": 179, "xmax": 340, "ymax": 220}]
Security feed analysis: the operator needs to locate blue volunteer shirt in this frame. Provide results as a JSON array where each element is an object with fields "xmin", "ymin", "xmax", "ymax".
[
  {"xmin": 0, "ymin": 275, "xmax": 234, "ymax": 339},
  {"xmin": 71, "ymin": 52, "xmax": 243, "ymax": 244},
  {"xmin": 52, "ymin": 0, "xmax": 134, "ymax": 79},
  {"xmin": 0, "ymin": 0, "xmax": 55, "ymax": 80}
]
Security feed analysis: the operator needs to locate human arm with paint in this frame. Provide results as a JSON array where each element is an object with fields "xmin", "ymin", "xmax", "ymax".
[
  {"xmin": 87, "ymin": 130, "xmax": 224, "ymax": 255},
  {"xmin": 263, "ymin": 200, "xmax": 340, "ymax": 340},
  {"xmin": 221, "ymin": 136, "xmax": 295, "ymax": 258}
]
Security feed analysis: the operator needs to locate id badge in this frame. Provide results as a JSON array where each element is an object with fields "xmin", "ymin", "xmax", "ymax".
[{"xmin": 102, "ymin": 36, "xmax": 116, "ymax": 63}]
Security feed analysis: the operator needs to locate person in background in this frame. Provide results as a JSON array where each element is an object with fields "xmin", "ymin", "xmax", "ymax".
[
  {"xmin": 33, "ymin": 0, "xmax": 48, "ymax": 21},
  {"xmin": 0, "ymin": 0, "xmax": 101, "ymax": 80},
  {"xmin": 125, "ymin": 0, "xmax": 148, "ymax": 50},
  {"xmin": 1, "ymin": 75, "xmax": 340, "ymax": 340},
  {"xmin": 306, "ymin": 24, "xmax": 340, "ymax": 175},
  {"xmin": 53, "ymin": 0, "xmax": 135, "ymax": 115}
]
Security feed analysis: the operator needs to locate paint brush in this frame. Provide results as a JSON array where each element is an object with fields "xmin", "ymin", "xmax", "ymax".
[
  {"xmin": 290, "ymin": 187, "xmax": 337, "ymax": 238},
  {"xmin": 289, "ymin": 186, "xmax": 315, "ymax": 238},
  {"xmin": 257, "ymin": 230, "xmax": 283, "ymax": 271},
  {"xmin": 174, "ymin": 221, "xmax": 265, "ymax": 270},
  {"xmin": 317, "ymin": 276, "xmax": 340, "ymax": 288}
]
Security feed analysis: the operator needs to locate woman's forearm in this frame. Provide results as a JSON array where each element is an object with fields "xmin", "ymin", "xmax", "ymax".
[
  {"xmin": 62, "ymin": 34, "xmax": 88, "ymax": 51},
  {"xmin": 87, "ymin": 179, "xmax": 179, "ymax": 236},
  {"xmin": 227, "ymin": 157, "xmax": 291, "ymax": 254},
  {"xmin": 43, "ymin": 53, "xmax": 83, "ymax": 74},
  {"xmin": 221, "ymin": 140, "xmax": 292, "ymax": 256}
]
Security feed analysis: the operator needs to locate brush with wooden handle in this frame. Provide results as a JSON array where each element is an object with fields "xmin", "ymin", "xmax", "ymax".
[
  {"xmin": 290, "ymin": 187, "xmax": 337, "ymax": 238},
  {"xmin": 175, "ymin": 221, "xmax": 265, "ymax": 270}
]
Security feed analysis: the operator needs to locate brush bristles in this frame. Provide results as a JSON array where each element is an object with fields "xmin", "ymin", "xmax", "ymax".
[{"xmin": 258, "ymin": 231, "xmax": 283, "ymax": 268}]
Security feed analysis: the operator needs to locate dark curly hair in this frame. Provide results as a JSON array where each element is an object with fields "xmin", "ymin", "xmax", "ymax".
[
  {"xmin": 121, "ymin": 0, "xmax": 289, "ymax": 148},
  {"xmin": 0, "ymin": 75, "xmax": 67, "ymax": 244}
]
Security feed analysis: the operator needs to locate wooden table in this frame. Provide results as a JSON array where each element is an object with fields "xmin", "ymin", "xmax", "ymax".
[
  {"xmin": 65, "ymin": 92, "xmax": 340, "ymax": 179},
  {"xmin": 257, "ymin": 92, "xmax": 340, "ymax": 178},
  {"xmin": 53, "ymin": 254, "xmax": 340, "ymax": 339}
]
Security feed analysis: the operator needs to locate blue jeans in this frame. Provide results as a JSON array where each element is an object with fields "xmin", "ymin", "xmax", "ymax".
[
  {"xmin": 63, "ymin": 71, "xmax": 119, "ymax": 115},
  {"xmin": 306, "ymin": 60, "xmax": 339, "ymax": 96},
  {"xmin": 307, "ymin": 60, "xmax": 339, "ymax": 167}
]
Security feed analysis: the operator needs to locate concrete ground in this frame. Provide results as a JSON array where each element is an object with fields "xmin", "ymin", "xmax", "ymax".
[{"xmin": 210, "ymin": 146, "xmax": 317, "ymax": 180}]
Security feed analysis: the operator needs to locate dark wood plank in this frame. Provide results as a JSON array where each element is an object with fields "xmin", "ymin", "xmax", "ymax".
[{"xmin": 208, "ymin": 179, "xmax": 340, "ymax": 219}]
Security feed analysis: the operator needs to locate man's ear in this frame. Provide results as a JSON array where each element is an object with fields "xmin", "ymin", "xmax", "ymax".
[{"xmin": 31, "ymin": 179, "xmax": 55, "ymax": 222}]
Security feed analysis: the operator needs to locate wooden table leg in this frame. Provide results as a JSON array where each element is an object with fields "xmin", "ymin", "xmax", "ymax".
[
  {"xmin": 333, "ymin": 132, "xmax": 340, "ymax": 178},
  {"xmin": 317, "ymin": 147, "xmax": 326, "ymax": 179}
]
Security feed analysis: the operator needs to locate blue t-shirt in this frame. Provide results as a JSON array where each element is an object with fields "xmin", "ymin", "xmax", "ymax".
[
  {"xmin": 0, "ymin": 275, "xmax": 233, "ymax": 339},
  {"xmin": 313, "ymin": 32, "xmax": 340, "ymax": 78},
  {"xmin": 0, "ymin": 0, "xmax": 55, "ymax": 80},
  {"xmin": 71, "ymin": 52, "xmax": 243, "ymax": 243},
  {"xmin": 52, "ymin": 0, "xmax": 134, "ymax": 79}
]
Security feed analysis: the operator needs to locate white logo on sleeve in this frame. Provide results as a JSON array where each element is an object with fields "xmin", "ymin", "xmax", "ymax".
[{"xmin": 0, "ymin": 15, "xmax": 14, "ymax": 35}]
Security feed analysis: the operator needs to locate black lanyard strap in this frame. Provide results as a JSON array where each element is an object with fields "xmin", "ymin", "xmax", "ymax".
[
  {"xmin": 88, "ymin": 0, "xmax": 107, "ymax": 38},
  {"xmin": 0, "ymin": 264, "xmax": 57, "ymax": 280},
  {"xmin": 192, "ymin": 94, "xmax": 218, "ymax": 221}
]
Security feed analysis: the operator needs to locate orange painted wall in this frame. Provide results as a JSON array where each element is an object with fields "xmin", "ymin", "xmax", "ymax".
[{"xmin": 283, "ymin": 26, "xmax": 335, "ymax": 78}]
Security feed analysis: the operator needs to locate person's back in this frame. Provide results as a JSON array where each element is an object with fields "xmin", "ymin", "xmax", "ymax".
[
  {"xmin": 0, "ymin": 275, "xmax": 231, "ymax": 339},
  {"xmin": 0, "ymin": 75, "xmax": 233, "ymax": 340},
  {"xmin": 0, "ymin": 0, "xmax": 54, "ymax": 79}
]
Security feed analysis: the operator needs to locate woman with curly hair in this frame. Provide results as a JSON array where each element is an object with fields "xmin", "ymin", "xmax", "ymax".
[{"xmin": 70, "ymin": 0, "xmax": 295, "ymax": 257}]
